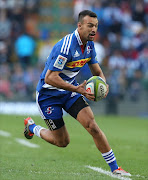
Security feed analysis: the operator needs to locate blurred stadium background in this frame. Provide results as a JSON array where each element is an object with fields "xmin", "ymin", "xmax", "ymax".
[{"xmin": 0, "ymin": 0, "xmax": 148, "ymax": 117}]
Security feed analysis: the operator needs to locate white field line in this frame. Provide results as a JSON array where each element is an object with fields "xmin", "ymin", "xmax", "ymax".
[
  {"xmin": 0, "ymin": 129, "xmax": 40, "ymax": 148},
  {"xmin": 86, "ymin": 165, "xmax": 132, "ymax": 180},
  {"xmin": 0, "ymin": 130, "xmax": 11, "ymax": 137},
  {"xmin": 15, "ymin": 138, "xmax": 40, "ymax": 148}
]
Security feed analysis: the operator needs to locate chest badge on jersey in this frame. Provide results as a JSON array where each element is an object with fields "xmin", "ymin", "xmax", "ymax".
[
  {"xmin": 54, "ymin": 55, "xmax": 67, "ymax": 69},
  {"xmin": 87, "ymin": 46, "xmax": 92, "ymax": 54}
]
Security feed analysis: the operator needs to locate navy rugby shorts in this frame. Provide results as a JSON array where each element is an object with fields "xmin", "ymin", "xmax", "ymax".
[{"xmin": 36, "ymin": 91, "xmax": 89, "ymax": 130}]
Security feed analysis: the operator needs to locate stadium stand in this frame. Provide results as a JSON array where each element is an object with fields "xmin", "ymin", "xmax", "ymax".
[{"xmin": 0, "ymin": 0, "xmax": 148, "ymax": 116}]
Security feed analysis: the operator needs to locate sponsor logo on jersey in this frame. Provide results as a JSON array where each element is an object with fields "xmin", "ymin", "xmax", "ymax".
[
  {"xmin": 45, "ymin": 107, "xmax": 54, "ymax": 114},
  {"xmin": 66, "ymin": 57, "xmax": 91, "ymax": 68},
  {"xmin": 54, "ymin": 55, "xmax": 67, "ymax": 69},
  {"xmin": 73, "ymin": 50, "xmax": 80, "ymax": 57}
]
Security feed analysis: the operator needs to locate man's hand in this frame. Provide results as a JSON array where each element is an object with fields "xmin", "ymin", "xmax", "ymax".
[
  {"xmin": 75, "ymin": 80, "xmax": 95, "ymax": 101},
  {"xmin": 104, "ymin": 84, "xmax": 109, "ymax": 98}
]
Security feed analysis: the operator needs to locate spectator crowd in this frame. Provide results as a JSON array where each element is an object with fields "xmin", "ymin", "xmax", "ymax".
[{"xmin": 0, "ymin": 0, "xmax": 148, "ymax": 114}]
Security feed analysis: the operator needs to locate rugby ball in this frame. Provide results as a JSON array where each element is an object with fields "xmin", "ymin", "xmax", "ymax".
[{"xmin": 86, "ymin": 76, "xmax": 107, "ymax": 101}]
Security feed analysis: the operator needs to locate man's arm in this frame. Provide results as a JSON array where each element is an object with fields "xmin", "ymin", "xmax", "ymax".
[
  {"xmin": 45, "ymin": 70, "xmax": 95, "ymax": 101},
  {"xmin": 89, "ymin": 63, "xmax": 106, "ymax": 82},
  {"xmin": 89, "ymin": 63, "xmax": 109, "ymax": 97},
  {"xmin": 45, "ymin": 70, "xmax": 77, "ymax": 91}
]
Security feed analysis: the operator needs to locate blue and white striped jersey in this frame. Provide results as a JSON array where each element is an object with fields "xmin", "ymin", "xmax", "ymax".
[{"xmin": 36, "ymin": 29, "xmax": 98, "ymax": 96}]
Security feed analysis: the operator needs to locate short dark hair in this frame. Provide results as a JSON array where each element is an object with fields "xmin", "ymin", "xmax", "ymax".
[{"xmin": 78, "ymin": 10, "xmax": 97, "ymax": 22}]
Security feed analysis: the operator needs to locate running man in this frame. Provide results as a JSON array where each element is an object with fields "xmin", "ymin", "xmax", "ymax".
[{"xmin": 24, "ymin": 10, "xmax": 131, "ymax": 176}]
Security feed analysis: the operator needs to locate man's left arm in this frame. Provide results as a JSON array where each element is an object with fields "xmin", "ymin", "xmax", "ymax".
[
  {"xmin": 89, "ymin": 63, "xmax": 106, "ymax": 82},
  {"xmin": 88, "ymin": 63, "xmax": 109, "ymax": 97}
]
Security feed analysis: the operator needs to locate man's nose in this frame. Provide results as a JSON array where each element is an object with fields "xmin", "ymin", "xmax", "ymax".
[{"xmin": 92, "ymin": 26, "xmax": 97, "ymax": 32}]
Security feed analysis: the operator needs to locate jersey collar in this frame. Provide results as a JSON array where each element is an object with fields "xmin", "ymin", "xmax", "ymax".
[{"xmin": 75, "ymin": 29, "xmax": 83, "ymax": 46}]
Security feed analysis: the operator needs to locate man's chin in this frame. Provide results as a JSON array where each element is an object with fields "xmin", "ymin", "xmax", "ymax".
[{"xmin": 88, "ymin": 37, "xmax": 94, "ymax": 41}]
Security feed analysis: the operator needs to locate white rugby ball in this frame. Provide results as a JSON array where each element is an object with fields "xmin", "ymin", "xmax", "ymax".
[{"xmin": 86, "ymin": 76, "xmax": 107, "ymax": 101}]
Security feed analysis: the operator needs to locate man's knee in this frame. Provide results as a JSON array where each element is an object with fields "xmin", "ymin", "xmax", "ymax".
[
  {"xmin": 86, "ymin": 120, "xmax": 100, "ymax": 136},
  {"xmin": 56, "ymin": 138, "xmax": 70, "ymax": 148}
]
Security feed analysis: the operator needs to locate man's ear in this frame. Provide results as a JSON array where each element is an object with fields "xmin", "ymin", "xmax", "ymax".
[{"xmin": 78, "ymin": 22, "xmax": 82, "ymax": 28}]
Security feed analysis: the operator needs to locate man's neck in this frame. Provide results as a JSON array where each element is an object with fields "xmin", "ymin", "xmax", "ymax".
[
  {"xmin": 77, "ymin": 29, "xmax": 87, "ymax": 46},
  {"xmin": 79, "ymin": 34, "xmax": 87, "ymax": 46}
]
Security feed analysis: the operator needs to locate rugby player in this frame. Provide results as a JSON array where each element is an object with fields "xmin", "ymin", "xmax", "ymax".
[{"xmin": 24, "ymin": 10, "xmax": 131, "ymax": 176}]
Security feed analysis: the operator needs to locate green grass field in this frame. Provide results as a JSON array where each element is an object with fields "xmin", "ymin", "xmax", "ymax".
[{"xmin": 0, "ymin": 114, "xmax": 148, "ymax": 180}]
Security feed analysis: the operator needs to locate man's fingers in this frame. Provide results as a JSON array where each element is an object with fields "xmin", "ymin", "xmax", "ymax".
[
  {"xmin": 82, "ymin": 80, "xmax": 87, "ymax": 86},
  {"xmin": 85, "ymin": 93, "xmax": 95, "ymax": 100}
]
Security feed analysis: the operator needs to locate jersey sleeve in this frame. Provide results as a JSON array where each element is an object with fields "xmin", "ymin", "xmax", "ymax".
[
  {"xmin": 47, "ymin": 34, "xmax": 73, "ymax": 71},
  {"xmin": 88, "ymin": 42, "xmax": 98, "ymax": 65}
]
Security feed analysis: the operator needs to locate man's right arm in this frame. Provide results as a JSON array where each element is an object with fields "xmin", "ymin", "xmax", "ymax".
[
  {"xmin": 45, "ymin": 70, "xmax": 95, "ymax": 101},
  {"xmin": 45, "ymin": 70, "xmax": 77, "ymax": 92}
]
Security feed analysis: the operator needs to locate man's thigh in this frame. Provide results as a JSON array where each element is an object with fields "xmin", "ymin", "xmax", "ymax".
[
  {"xmin": 36, "ymin": 93, "xmax": 65, "ymax": 131},
  {"xmin": 47, "ymin": 125, "xmax": 69, "ymax": 140},
  {"xmin": 76, "ymin": 106, "xmax": 95, "ymax": 127}
]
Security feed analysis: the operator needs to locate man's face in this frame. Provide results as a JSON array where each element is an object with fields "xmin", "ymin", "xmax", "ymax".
[{"xmin": 78, "ymin": 16, "xmax": 98, "ymax": 43}]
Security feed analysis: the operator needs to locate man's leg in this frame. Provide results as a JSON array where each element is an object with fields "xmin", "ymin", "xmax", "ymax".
[
  {"xmin": 24, "ymin": 117, "xmax": 70, "ymax": 148},
  {"xmin": 76, "ymin": 106, "xmax": 118, "ymax": 172},
  {"xmin": 40, "ymin": 125, "xmax": 70, "ymax": 147},
  {"xmin": 66, "ymin": 95, "xmax": 130, "ymax": 175},
  {"xmin": 66, "ymin": 96, "xmax": 118, "ymax": 172},
  {"xmin": 76, "ymin": 106, "xmax": 110, "ymax": 153},
  {"xmin": 76, "ymin": 106, "xmax": 131, "ymax": 175},
  {"xmin": 27, "ymin": 92, "xmax": 70, "ymax": 147}
]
